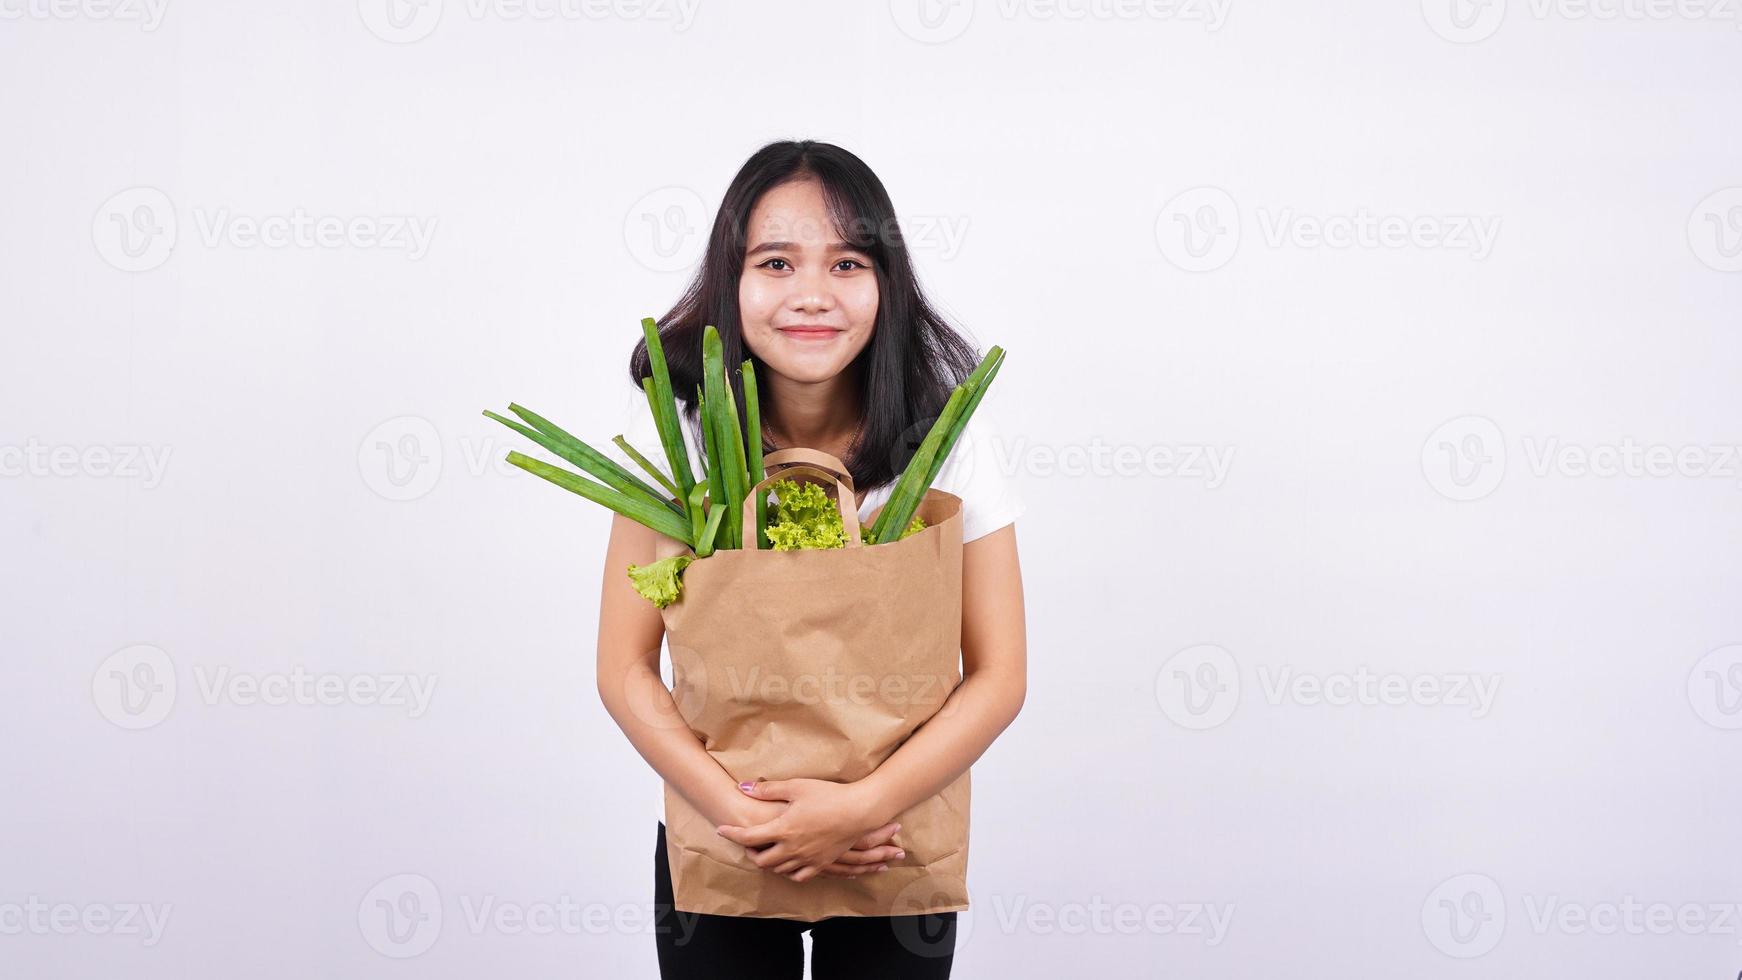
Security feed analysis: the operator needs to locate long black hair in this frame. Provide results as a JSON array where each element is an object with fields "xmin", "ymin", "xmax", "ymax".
[{"xmin": 627, "ymin": 139, "xmax": 983, "ymax": 493}]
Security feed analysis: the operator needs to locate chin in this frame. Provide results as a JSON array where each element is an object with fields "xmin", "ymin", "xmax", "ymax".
[{"xmin": 766, "ymin": 358, "xmax": 852, "ymax": 384}]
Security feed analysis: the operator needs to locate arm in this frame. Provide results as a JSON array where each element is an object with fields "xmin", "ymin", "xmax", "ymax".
[
  {"xmin": 594, "ymin": 513, "xmax": 759, "ymax": 829},
  {"xmin": 859, "ymin": 522, "xmax": 1027, "ymax": 821},
  {"xmin": 596, "ymin": 513, "xmax": 904, "ymax": 875},
  {"xmin": 723, "ymin": 523, "xmax": 1027, "ymax": 880}
]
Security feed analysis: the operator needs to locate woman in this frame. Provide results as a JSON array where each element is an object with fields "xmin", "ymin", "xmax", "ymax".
[{"xmin": 597, "ymin": 140, "xmax": 1028, "ymax": 979}]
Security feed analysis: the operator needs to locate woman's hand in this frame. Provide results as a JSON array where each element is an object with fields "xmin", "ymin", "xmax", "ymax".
[
  {"xmin": 716, "ymin": 778, "xmax": 904, "ymax": 883},
  {"xmin": 719, "ymin": 780, "xmax": 904, "ymax": 880}
]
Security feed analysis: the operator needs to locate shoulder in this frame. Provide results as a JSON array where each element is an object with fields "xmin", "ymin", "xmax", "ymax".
[{"xmin": 929, "ymin": 407, "xmax": 1025, "ymax": 543}]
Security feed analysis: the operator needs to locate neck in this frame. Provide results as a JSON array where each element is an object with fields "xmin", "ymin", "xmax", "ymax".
[{"xmin": 761, "ymin": 369, "xmax": 863, "ymax": 452}]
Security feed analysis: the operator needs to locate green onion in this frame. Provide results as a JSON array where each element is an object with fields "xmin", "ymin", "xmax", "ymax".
[
  {"xmin": 614, "ymin": 434, "xmax": 680, "ymax": 501},
  {"xmin": 741, "ymin": 359, "xmax": 769, "ymax": 550},
  {"xmin": 698, "ymin": 385, "xmax": 729, "ymax": 548},
  {"xmin": 869, "ymin": 346, "xmax": 1007, "ymax": 544},
  {"xmin": 922, "ymin": 347, "xmax": 1003, "ymax": 491},
  {"xmin": 870, "ymin": 385, "xmax": 966, "ymax": 545},
  {"xmin": 504, "ymin": 450, "xmax": 693, "ymax": 542},
  {"xmin": 484, "ymin": 406, "xmax": 680, "ymax": 517},
  {"xmin": 641, "ymin": 317, "xmax": 698, "ymax": 500},
  {"xmin": 701, "ymin": 326, "xmax": 749, "ymax": 550},
  {"xmin": 697, "ymin": 496, "xmax": 726, "ymax": 555},
  {"xmin": 687, "ymin": 480, "xmax": 712, "ymax": 556}
]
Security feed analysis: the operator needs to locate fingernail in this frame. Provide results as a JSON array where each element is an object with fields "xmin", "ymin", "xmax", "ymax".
[
  {"xmin": 891, "ymin": 824, "xmax": 901, "ymax": 832},
  {"xmin": 739, "ymin": 781, "xmax": 755, "ymax": 794},
  {"xmin": 895, "ymin": 851, "xmax": 906, "ymax": 860},
  {"xmin": 877, "ymin": 865, "xmax": 889, "ymax": 872}
]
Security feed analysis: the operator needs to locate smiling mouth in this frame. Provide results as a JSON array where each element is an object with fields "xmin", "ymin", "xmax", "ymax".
[{"xmin": 777, "ymin": 327, "xmax": 842, "ymax": 341}]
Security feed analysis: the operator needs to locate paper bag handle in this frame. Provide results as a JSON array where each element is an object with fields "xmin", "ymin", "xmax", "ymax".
[
  {"xmin": 740, "ymin": 462, "xmax": 863, "ymax": 550},
  {"xmin": 758, "ymin": 447, "xmax": 856, "ymax": 492}
]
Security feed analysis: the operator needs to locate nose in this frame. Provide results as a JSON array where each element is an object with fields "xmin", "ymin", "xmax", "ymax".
[{"xmin": 786, "ymin": 266, "xmax": 835, "ymax": 315}]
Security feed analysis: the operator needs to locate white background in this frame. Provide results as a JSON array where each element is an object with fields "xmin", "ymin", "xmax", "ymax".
[{"xmin": 4, "ymin": 0, "xmax": 1741, "ymax": 976}]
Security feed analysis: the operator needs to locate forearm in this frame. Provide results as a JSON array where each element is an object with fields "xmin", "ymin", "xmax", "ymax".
[
  {"xmin": 855, "ymin": 664, "xmax": 1025, "ymax": 826},
  {"xmin": 597, "ymin": 659, "xmax": 746, "ymax": 828}
]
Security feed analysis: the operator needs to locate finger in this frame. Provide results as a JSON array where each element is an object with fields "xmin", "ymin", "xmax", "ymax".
[
  {"xmin": 788, "ymin": 864, "xmax": 823, "ymax": 883},
  {"xmin": 835, "ymin": 845, "xmax": 905, "ymax": 866},
  {"xmin": 854, "ymin": 822, "xmax": 901, "ymax": 849},
  {"xmin": 773, "ymin": 857, "xmax": 806, "ymax": 875},
  {"xmin": 747, "ymin": 844, "xmax": 792, "ymax": 869},
  {"xmin": 739, "ymin": 778, "xmax": 795, "ymax": 802},
  {"xmin": 717, "ymin": 821, "xmax": 784, "ymax": 848}
]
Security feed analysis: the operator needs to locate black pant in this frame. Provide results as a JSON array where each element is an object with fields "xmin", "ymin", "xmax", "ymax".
[{"xmin": 653, "ymin": 821, "xmax": 957, "ymax": 979}]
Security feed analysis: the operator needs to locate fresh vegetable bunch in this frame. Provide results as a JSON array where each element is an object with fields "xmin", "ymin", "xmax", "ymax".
[
  {"xmin": 484, "ymin": 317, "xmax": 1004, "ymax": 607},
  {"xmin": 764, "ymin": 477, "xmax": 927, "ymax": 551}
]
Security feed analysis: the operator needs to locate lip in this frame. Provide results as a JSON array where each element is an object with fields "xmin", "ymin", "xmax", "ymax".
[{"xmin": 777, "ymin": 326, "xmax": 843, "ymax": 341}]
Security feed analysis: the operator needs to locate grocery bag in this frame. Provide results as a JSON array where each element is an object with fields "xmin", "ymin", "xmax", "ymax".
[{"xmin": 657, "ymin": 447, "xmax": 971, "ymax": 921}]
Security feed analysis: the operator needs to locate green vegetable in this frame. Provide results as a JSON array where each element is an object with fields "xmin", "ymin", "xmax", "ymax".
[
  {"xmin": 868, "ymin": 346, "xmax": 1005, "ymax": 545},
  {"xmin": 641, "ymin": 318, "xmax": 697, "ymax": 502},
  {"xmin": 763, "ymin": 478, "xmax": 848, "ymax": 551},
  {"xmin": 485, "ymin": 315, "xmax": 1007, "ymax": 607},
  {"xmin": 742, "ymin": 359, "xmax": 769, "ymax": 550},
  {"xmin": 865, "ymin": 514, "xmax": 927, "ymax": 545},
  {"xmin": 702, "ymin": 326, "xmax": 749, "ymax": 549},
  {"xmin": 698, "ymin": 384, "xmax": 728, "ymax": 547},
  {"xmin": 614, "ymin": 434, "xmax": 680, "ymax": 500},
  {"xmin": 626, "ymin": 554, "xmax": 695, "ymax": 608},
  {"xmin": 503, "ymin": 450, "xmax": 692, "ymax": 541},
  {"xmin": 485, "ymin": 404, "xmax": 681, "ymax": 517}
]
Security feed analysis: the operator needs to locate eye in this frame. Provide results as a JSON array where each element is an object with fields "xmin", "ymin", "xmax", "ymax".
[
  {"xmin": 834, "ymin": 258, "xmax": 868, "ymax": 272},
  {"xmin": 758, "ymin": 258, "xmax": 790, "ymax": 272}
]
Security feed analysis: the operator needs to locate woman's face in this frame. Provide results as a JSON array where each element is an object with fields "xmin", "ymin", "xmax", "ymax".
[{"xmin": 738, "ymin": 178, "xmax": 879, "ymax": 384}]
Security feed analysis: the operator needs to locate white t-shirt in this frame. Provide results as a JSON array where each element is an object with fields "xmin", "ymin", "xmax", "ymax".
[{"xmin": 597, "ymin": 387, "xmax": 1027, "ymax": 824}]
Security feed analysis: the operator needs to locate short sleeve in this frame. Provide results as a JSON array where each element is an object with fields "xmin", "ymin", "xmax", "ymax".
[{"xmin": 931, "ymin": 408, "xmax": 1026, "ymax": 543}]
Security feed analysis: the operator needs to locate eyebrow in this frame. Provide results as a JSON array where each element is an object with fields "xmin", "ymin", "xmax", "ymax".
[{"xmin": 745, "ymin": 240, "xmax": 868, "ymax": 256}]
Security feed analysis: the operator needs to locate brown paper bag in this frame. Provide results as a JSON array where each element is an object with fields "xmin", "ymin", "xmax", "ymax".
[{"xmin": 657, "ymin": 448, "xmax": 971, "ymax": 922}]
